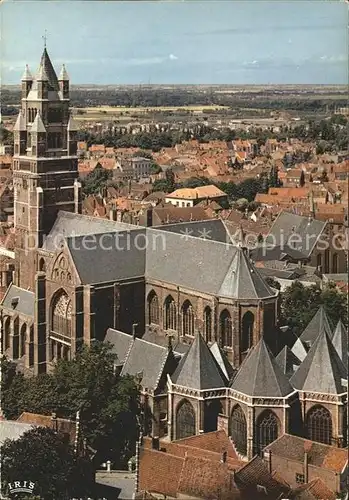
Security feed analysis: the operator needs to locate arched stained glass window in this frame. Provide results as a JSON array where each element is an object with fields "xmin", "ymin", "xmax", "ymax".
[
  {"xmin": 231, "ymin": 405, "xmax": 247, "ymax": 455},
  {"xmin": 176, "ymin": 400, "xmax": 195, "ymax": 440},
  {"xmin": 307, "ymin": 405, "xmax": 332, "ymax": 445}
]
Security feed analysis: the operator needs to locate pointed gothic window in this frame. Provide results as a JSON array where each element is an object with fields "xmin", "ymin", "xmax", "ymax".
[
  {"xmin": 176, "ymin": 399, "xmax": 196, "ymax": 440},
  {"xmin": 182, "ymin": 300, "xmax": 194, "ymax": 337},
  {"xmin": 4, "ymin": 316, "xmax": 11, "ymax": 351},
  {"xmin": 164, "ymin": 296, "xmax": 177, "ymax": 331},
  {"xmin": 219, "ymin": 309, "xmax": 232, "ymax": 348},
  {"xmin": 306, "ymin": 405, "xmax": 332, "ymax": 445},
  {"xmin": 204, "ymin": 306, "xmax": 212, "ymax": 342},
  {"xmin": 231, "ymin": 405, "xmax": 247, "ymax": 455},
  {"xmin": 241, "ymin": 311, "xmax": 254, "ymax": 352},
  {"xmin": 148, "ymin": 290, "xmax": 159, "ymax": 325},
  {"xmin": 29, "ymin": 325, "xmax": 34, "ymax": 368},
  {"xmin": 51, "ymin": 291, "xmax": 72, "ymax": 339},
  {"xmin": 332, "ymin": 253, "xmax": 338, "ymax": 273},
  {"xmin": 256, "ymin": 410, "xmax": 279, "ymax": 454},
  {"xmin": 20, "ymin": 323, "xmax": 27, "ymax": 358},
  {"xmin": 12, "ymin": 317, "xmax": 19, "ymax": 360}
]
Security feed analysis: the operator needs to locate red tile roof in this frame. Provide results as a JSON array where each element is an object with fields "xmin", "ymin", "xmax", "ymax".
[
  {"xmin": 175, "ymin": 429, "xmax": 238, "ymax": 459},
  {"xmin": 139, "ymin": 448, "xmax": 183, "ymax": 497},
  {"xmin": 292, "ymin": 478, "xmax": 336, "ymax": 500},
  {"xmin": 177, "ymin": 454, "xmax": 240, "ymax": 499}
]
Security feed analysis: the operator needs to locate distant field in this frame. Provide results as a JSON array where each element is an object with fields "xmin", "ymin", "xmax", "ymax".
[{"xmin": 73, "ymin": 104, "xmax": 229, "ymax": 120}]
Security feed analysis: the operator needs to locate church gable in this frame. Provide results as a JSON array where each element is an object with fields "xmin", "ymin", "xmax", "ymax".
[{"xmin": 49, "ymin": 251, "xmax": 80, "ymax": 287}]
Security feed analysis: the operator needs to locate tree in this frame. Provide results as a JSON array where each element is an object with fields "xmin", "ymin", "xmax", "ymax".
[
  {"xmin": 184, "ymin": 177, "xmax": 211, "ymax": 189},
  {"xmin": 132, "ymin": 150, "xmax": 153, "ymax": 159},
  {"xmin": 299, "ymin": 170, "xmax": 305, "ymax": 187},
  {"xmin": 150, "ymin": 163, "xmax": 162, "ymax": 174},
  {"xmin": 151, "ymin": 179, "xmax": 171, "ymax": 193},
  {"xmin": 319, "ymin": 169, "xmax": 329, "ymax": 183},
  {"xmin": 280, "ymin": 282, "xmax": 347, "ymax": 336},
  {"xmin": 2, "ymin": 342, "xmax": 140, "ymax": 467},
  {"xmin": 81, "ymin": 164, "xmax": 112, "ymax": 196},
  {"xmin": 1, "ymin": 427, "xmax": 94, "ymax": 500},
  {"xmin": 265, "ymin": 277, "xmax": 281, "ymax": 290},
  {"xmin": 165, "ymin": 168, "xmax": 176, "ymax": 192},
  {"xmin": 269, "ymin": 165, "xmax": 279, "ymax": 188}
]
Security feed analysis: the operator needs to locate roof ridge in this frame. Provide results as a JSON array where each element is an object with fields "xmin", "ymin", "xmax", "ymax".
[
  {"xmin": 120, "ymin": 338, "xmax": 137, "ymax": 375},
  {"xmin": 250, "ymin": 341, "xmax": 261, "ymax": 396},
  {"xmin": 154, "ymin": 349, "xmax": 171, "ymax": 390}
]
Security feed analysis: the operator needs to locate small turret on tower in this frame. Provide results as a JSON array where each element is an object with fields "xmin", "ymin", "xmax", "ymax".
[
  {"xmin": 13, "ymin": 112, "xmax": 27, "ymax": 155},
  {"xmin": 30, "ymin": 111, "xmax": 47, "ymax": 157},
  {"xmin": 59, "ymin": 64, "xmax": 70, "ymax": 99},
  {"xmin": 21, "ymin": 65, "xmax": 33, "ymax": 98},
  {"xmin": 36, "ymin": 63, "xmax": 49, "ymax": 100},
  {"xmin": 67, "ymin": 114, "xmax": 78, "ymax": 155}
]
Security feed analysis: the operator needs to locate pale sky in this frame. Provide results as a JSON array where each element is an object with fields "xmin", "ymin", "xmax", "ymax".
[{"xmin": 1, "ymin": 1, "xmax": 348, "ymax": 85}]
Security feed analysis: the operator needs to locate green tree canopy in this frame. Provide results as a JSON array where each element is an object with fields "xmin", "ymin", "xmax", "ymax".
[
  {"xmin": 150, "ymin": 163, "xmax": 162, "ymax": 174},
  {"xmin": 1, "ymin": 342, "xmax": 140, "ymax": 467},
  {"xmin": 280, "ymin": 281, "xmax": 347, "ymax": 336},
  {"xmin": 1, "ymin": 427, "xmax": 94, "ymax": 500},
  {"xmin": 81, "ymin": 164, "xmax": 112, "ymax": 196},
  {"xmin": 132, "ymin": 150, "xmax": 153, "ymax": 159},
  {"xmin": 183, "ymin": 177, "xmax": 211, "ymax": 189},
  {"xmin": 299, "ymin": 170, "xmax": 305, "ymax": 187}
]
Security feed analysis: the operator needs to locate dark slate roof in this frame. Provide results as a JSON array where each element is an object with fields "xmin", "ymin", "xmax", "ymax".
[
  {"xmin": 145, "ymin": 228, "xmax": 236, "ymax": 295},
  {"xmin": 43, "ymin": 211, "xmax": 136, "ymax": 251},
  {"xmin": 171, "ymin": 334, "xmax": 227, "ymax": 390},
  {"xmin": 121, "ymin": 337, "xmax": 172, "ymax": 391},
  {"xmin": 230, "ymin": 339, "xmax": 294, "ymax": 397},
  {"xmin": 299, "ymin": 306, "xmax": 333, "ymax": 347},
  {"xmin": 1, "ymin": 284, "xmax": 35, "ymax": 317},
  {"xmin": 155, "ymin": 219, "xmax": 232, "ymax": 244},
  {"xmin": 210, "ymin": 342, "xmax": 236, "ymax": 380},
  {"xmin": 40, "ymin": 48, "xmax": 59, "ymax": 91},
  {"xmin": 104, "ymin": 328, "xmax": 133, "ymax": 365},
  {"xmin": 266, "ymin": 211, "xmax": 326, "ymax": 259},
  {"xmin": 48, "ymin": 213, "xmax": 275, "ymax": 299},
  {"xmin": 218, "ymin": 247, "xmax": 276, "ymax": 299},
  {"xmin": 331, "ymin": 320, "xmax": 348, "ymax": 365},
  {"xmin": 290, "ymin": 330, "xmax": 347, "ymax": 394},
  {"xmin": 258, "ymin": 267, "xmax": 296, "ymax": 280},
  {"xmin": 275, "ymin": 346, "xmax": 301, "ymax": 379},
  {"xmin": 142, "ymin": 331, "xmax": 189, "ymax": 356},
  {"xmin": 146, "ymin": 229, "xmax": 276, "ymax": 299},
  {"xmin": 251, "ymin": 244, "xmax": 308, "ymax": 262},
  {"xmin": 66, "ymin": 228, "xmax": 146, "ymax": 285}
]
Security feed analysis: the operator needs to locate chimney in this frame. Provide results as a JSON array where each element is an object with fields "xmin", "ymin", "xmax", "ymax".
[
  {"xmin": 51, "ymin": 412, "xmax": 58, "ymax": 433},
  {"xmin": 109, "ymin": 205, "xmax": 116, "ymax": 221},
  {"xmin": 152, "ymin": 437, "xmax": 159, "ymax": 450},
  {"xmin": 268, "ymin": 450, "xmax": 272, "ymax": 473},
  {"xmin": 132, "ymin": 323, "xmax": 138, "ymax": 339},
  {"xmin": 304, "ymin": 451, "xmax": 309, "ymax": 483},
  {"xmin": 146, "ymin": 207, "xmax": 153, "ymax": 227}
]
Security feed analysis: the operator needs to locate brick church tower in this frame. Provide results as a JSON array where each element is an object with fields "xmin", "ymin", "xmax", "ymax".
[{"xmin": 12, "ymin": 47, "xmax": 81, "ymax": 291}]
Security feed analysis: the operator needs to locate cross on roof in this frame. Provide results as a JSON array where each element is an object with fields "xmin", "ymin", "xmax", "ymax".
[{"xmin": 42, "ymin": 30, "xmax": 48, "ymax": 48}]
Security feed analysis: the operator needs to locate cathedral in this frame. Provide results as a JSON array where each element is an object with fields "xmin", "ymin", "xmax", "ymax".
[{"xmin": 1, "ymin": 49, "xmax": 347, "ymax": 456}]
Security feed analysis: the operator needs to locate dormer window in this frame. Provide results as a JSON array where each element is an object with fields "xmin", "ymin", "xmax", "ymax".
[{"xmin": 11, "ymin": 297, "xmax": 19, "ymax": 309}]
